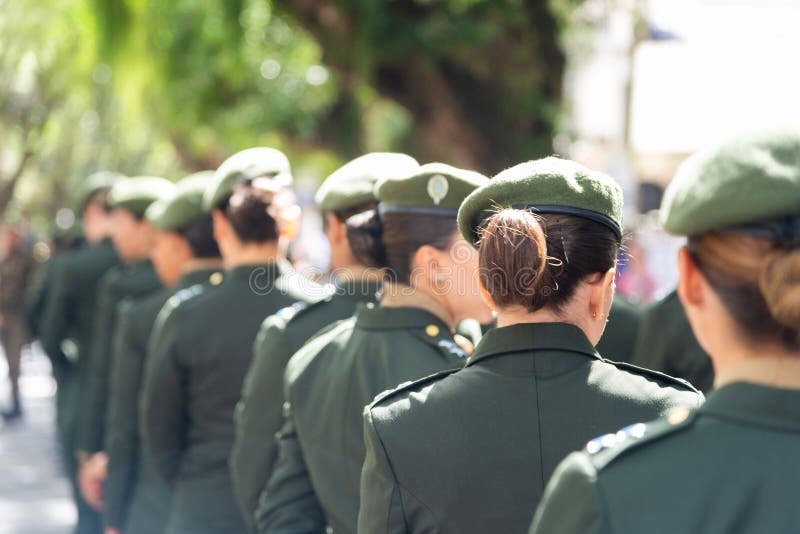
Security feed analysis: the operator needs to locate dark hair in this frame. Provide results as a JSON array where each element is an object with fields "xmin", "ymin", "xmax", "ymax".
[
  {"xmin": 346, "ymin": 209, "xmax": 457, "ymax": 284},
  {"xmin": 83, "ymin": 188, "xmax": 113, "ymax": 214},
  {"xmin": 322, "ymin": 201, "xmax": 379, "ymax": 232},
  {"xmin": 478, "ymin": 208, "xmax": 619, "ymax": 313},
  {"xmin": 179, "ymin": 214, "xmax": 221, "ymax": 259},
  {"xmin": 688, "ymin": 232, "xmax": 800, "ymax": 350},
  {"xmin": 224, "ymin": 183, "xmax": 279, "ymax": 244}
]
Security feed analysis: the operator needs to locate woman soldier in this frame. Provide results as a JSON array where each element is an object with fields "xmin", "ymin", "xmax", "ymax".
[
  {"xmin": 531, "ymin": 131, "xmax": 800, "ymax": 533},
  {"xmin": 357, "ymin": 157, "xmax": 703, "ymax": 534},
  {"xmin": 256, "ymin": 163, "xmax": 494, "ymax": 533}
]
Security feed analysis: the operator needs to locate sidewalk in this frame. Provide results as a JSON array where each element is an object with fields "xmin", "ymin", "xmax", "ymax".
[{"xmin": 0, "ymin": 344, "xmax": 75, "ymax": 534}]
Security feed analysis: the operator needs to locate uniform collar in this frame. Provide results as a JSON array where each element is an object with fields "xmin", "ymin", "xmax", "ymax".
[
  {"xmin": 354, "ymin": 303, "xmax": 451, "ymax": 332},
  {"xmin": 332, "ymin": 278, "xmax": 382, "ymax": 301},
  {"xmin": 225, "ymin": 261, "xmax": 284, "ymax": 283},
  {"xmin": 700, "ymin": 381, "xmax": 800, "ymax": 432},
  {"xmin": 466, "ymin": 322, "xmax": 601, "ymax": 367},
  {"xmin": 176, "ymin": 267, "xmax": 221, "ymax": 290}
]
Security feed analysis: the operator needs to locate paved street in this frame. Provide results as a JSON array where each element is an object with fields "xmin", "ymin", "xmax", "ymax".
[{"xmin": 0, "ymin": 344, "xmax": 75, "ymax": 534}]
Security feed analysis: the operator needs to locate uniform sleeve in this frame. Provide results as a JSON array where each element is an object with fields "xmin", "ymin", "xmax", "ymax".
[
  {"xmin": 529, "ymin": 453, "xmax": 611, "ymax": 534},
  {"xmin": 77, "ymin": 279, "xmax": 119, "ymax": 454},
  {"xmin": 140, "ymin": 306, "xmax": 187, "ymax": 484},
  {"xmin": 231, "ymin": 320, "xmax": 291, "ymax": 531},
  {"xmin": 103, "ymin": 304, "xmax": 143, "ymax": 528},
  {"xmin": 39, "ymin": 260, "xmax": 71, "ymax": 373},
  {"xmin": 357, "ymin": 407, "xmax": 408, "ymax": 534},
  {"xmin": 254, "ymin": 389, "xmax": 326, "ymax": 533}
]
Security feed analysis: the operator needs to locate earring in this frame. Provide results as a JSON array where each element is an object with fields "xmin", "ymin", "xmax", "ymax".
[{"xmin": 592, "ymin": 311, "xmax": 604, "ymax": 320}]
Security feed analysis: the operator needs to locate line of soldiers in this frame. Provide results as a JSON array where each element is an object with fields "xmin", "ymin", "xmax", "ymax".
[{"xmin": 29, "ymin": 130, "xmax": 797, "ymax": 534}]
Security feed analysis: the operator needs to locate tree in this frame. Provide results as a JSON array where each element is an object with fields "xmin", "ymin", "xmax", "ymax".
[
  {"xmin": 274, "ymin": 0, "xmax": 581, "ymax": 173},
  {"xmin": 86, "ymin": 0, "xmax": 582, "ymax": 174}
]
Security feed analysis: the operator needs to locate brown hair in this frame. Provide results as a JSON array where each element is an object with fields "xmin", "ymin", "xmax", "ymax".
[
  {"xmin": 478, "ymin": 208, "xmax": 619, "ymax": 313},
  {"xmin": 346, "ymin": 210, "xmax": 457, "ymax": 284},
  {"xmin": 688, "ymin": 232, "xmax": 800, "ymax": 349},
  {"xmin": 224, "ymin": 183, "xmax": 279, "ymax": 244}
]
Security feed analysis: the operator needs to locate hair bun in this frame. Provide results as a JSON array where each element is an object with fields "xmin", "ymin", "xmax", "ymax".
[{"xmin": 759, "ymin": 249, "xmax": 800, "ymax": 331}]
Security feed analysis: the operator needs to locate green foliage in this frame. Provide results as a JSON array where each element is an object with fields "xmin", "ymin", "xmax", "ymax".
[{"xmin": 1, "ymin": 0, "xmax": 586, "ymax": 235}]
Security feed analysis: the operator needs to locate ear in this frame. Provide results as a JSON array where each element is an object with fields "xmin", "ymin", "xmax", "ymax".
[
  {"xmin": 479, "ymin": 282, "xmax": 497, "ymax": 312},
  {"xmin": 587, "ymin": 268, "xmax": 615, "ymax": 319},
  {"xmin": 412, "ymin": 244, "xmax": 442, "ymax": 286},
  {"xmin": 677, "ymin": 246, "xmax": 704, "ymax": 309},
  {"xmin": 326, "ymin": 213, "xmax": 347, "ymax": 246},
  {"xmin": 211, "ymin": 209, "xmax": 228, "ymax": 243}
]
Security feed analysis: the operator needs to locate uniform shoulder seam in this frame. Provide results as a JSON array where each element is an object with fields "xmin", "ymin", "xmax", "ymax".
[
  {"xmin": 605, "ymin": 359, "xmax": 700, "ymax": 393},
  {"xmin": 369, "ymin": 368, "xmax": 459, "ymax": 408}
]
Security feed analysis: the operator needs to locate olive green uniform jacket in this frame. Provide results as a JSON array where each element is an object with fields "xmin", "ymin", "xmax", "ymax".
[
  {"xmin": 357, "ymin": 322, "xmax": 703, "ymax": 534},
  {"xmin": 232, "ymin": 279, "xmax": 381, "ymax": 531},
  {"xmin": 104, "ymin": 268, "xmax": 221, "ymax": 533},
  {"xmin": 595, "ymin": 296, "xmax": 642, "ymax": 363},
  {"xmin": 631, "ymin": 290, "xmax": 713, "ymax": 392},
  {"xmin": 78, "ymin": 259, "xmax": 162, "ymax": 454},
  {"xmin": 530, "ymin": 382, "xmax": 800, "ymax": 534},
  {"xmin": 141, "ymin": 263, "xmax": 316, "ymax": 534},
  {"xmin": 255, "ymin": 304, "xmax": 471, "ymax": 534},
  {"xmin": 39, "ymin": 238, "xmax": 120, "ymax": 534}
]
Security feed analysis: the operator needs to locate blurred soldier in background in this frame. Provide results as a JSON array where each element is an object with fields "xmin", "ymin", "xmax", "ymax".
[
  {"xmin": 232, "ymin": 152, "xmax": 417, "ymax": 530},
  {"xmin": 0, "ymin": 223, "xmax": 36, "ymax": 420},
  {"xmin": 257, "ymin": 164, "xmax": 492, "ymax": 534},
  {"xmin": 40, "ymin": 172, "xmax": 120, "ymax": 534},
  {"xmin": 141, "ymin": 148, "xmax": 320, "ymax": 534},
  {"xmin": 75, "ymin": 176, "xmax": 175, "ymax": 515},
  {"xmin": 631, "ymin": 290, "xmax": 713, "ymax": 392},
  {"xmin": 103, "ymin": 172, "xmax": 222, "ymax": 534}
]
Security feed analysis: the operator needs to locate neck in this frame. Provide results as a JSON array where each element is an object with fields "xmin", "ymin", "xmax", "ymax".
[
  {"xmin": 715, "ymin": 354, "xmax": 800, "ymax": 389},
  {"xmin": 495, "ymin": 306, "xmax": 563, "ymax": 329},
  {"xmin": 223, "ymin": 243, "xmax": 281, "ymax": 269},
  {"xmin": 332, "ymin": 264, "xmax": 384, "ymax": 285},
  {"xmin": 380, "ymin": 282, "xmax": 455, "ymax": 330},
  {"xmin": 182, "ymin": 257, "xmax": 224, "ymax": 274}
]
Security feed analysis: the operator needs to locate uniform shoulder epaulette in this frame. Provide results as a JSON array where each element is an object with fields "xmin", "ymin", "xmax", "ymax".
[
  {"xmin": 605, "ymin": 359, "xmax": 700, "ymax": 393},
  {"xmin": 168, "ymin": 283, "xmax": 205, "ymax": 309},
  {"xmin": 276, "ymin": 300, "xmax": 314, "ymax": 323},
  {"xmin": 370, "ymin": 368, "xmax": 460, "ymax": 408},
  {"xmin": 411, "ymin": 324, "xmax": 470, "ymax": 360},
  {"xmin": 585, "ymin": 406, "xmax": 699, "ymax": 471}
]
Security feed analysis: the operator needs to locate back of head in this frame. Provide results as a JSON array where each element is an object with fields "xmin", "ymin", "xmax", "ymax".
[
  {"xmin": 661, "ymin": 130, "xmax": 800, "ymax": 349},
  {"xmin": 205, "ymin": 147, "xmax": 295, "ymax": 245},
  {"xmin": 79, "ymin": 171, "xmax": 121, "ymax": 213},
  {"xmin": 347, "ymin": 162, "xmax": 488, "ymax": 284},
  {"xmin": 204, "ymin": 147, "xmax": 292, "ymax": 212},
  {"xmin": 146, "ymin": 171, "xmax": 220, "ymax": 258},
  {"xmin": 458, "ymin": 157, "xmax": 623, "ymax": 312}
]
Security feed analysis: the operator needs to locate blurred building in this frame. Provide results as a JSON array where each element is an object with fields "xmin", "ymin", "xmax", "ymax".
[{"xmin": 564, "ymin": 0, "xmax": 800, "ymax": 300}]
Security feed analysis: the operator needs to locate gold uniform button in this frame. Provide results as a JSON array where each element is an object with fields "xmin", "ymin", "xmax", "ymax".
[
  {"xmin": 209, "ymin": 272, "xmax": 223, "ymax": 286},
  {"xmin": 667, "ymin": 406, "xmax": 690, "ymax": 425},
  {"xmin": 425, "ymin": 324, "xmax": 440, "ymax": 337}
]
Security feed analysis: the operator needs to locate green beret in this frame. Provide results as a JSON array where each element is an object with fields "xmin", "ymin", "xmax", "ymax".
[
  {"xmin": 147, "ymin": 171, "xmax": 215, "ymax": 231},
  {"xmin": 661, "ymin": 130, "xmax": 800, "ymax": 236},
  {"xmin": 457, "ymin": 157, "xmax": 624, "ymax": 246},
  {"xmin": 203, "ymin": 147, "xmax": 292, "ymax": 210},
  {"xmin": 78, "ymin": 171, "xmax": 123, "ymax": 209},
  {"xmin": 316, "ymin": 153, "xmax": 419, "ymax": 212},
  {"xmin": 108, "ymin": 176, "xmax": 176, "ymax": 218},
  {"xmin": 376, "ymin": 163, "xmax": 488, "ymax": 216}
]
